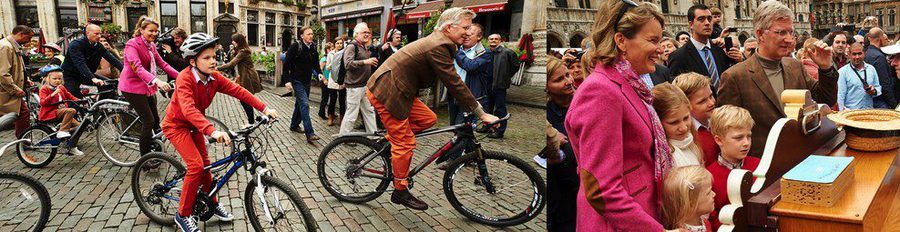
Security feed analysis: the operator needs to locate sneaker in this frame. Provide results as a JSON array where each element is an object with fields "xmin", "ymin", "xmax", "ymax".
[
  {"xmin": 56, "ymin": 131, "xmax": 71, "ymax": 139},
  {"xmin": 487, "ymin": 131, "xmax": 504, "ymax": 139},
  {"xmin": 175, "ymin": 214, "xmax": 200, "ymax": 232},
  {"xmin": 214, "ymin": 205, "xmax": 234, "ymax": 222},
  {"xmin": 390, "ymin": 189, "xmax": 429, "ymax": 210},
  {"xmin": 307, "ymin": 134, "xmax": 320, "ymax": 143},
  {"xmin": 68, "ymin": 147, "xmax": 84, "ymax": 156}
]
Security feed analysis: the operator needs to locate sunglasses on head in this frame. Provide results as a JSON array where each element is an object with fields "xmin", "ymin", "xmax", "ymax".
[{"xmin": 613, "ymin": 0, "xmax": 640, "ymax": 31}]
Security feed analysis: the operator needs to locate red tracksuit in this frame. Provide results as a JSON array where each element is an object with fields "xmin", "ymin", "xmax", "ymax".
[{"xmin": 163, "ymin": 68, "xmax": 265, "ymax": 217}]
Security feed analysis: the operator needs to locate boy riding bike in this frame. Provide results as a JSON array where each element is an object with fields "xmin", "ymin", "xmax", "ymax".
[{"xmin": 167, "ymin": 33, "xmax": 277, "ymax": 232}]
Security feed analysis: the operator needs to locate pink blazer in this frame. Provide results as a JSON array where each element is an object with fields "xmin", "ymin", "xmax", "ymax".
[
  {"xmin": 565, "ymin": 64, "xmax": 665, "ymax": 231},
  {"xmin": 118, "ymin": 36, "xmax": 179, "ymax": 95}
]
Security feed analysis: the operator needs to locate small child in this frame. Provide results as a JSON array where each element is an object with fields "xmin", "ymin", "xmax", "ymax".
[
  {"xmin": 672, "ymin": 72, "xmax": 720, "ymax": 166},
  {"xmin": 661, "ymin": 165, "xmax": 715, "ymax": 232},
  {"xmin": 37, "ymin": 65, "xmax": 83, "ymax": 156},
  {"xmin": 705, "ymin": 105, "xmax": 761, "ymax": 230},
  {"xmin": 651, "ymin": 83, "xmax": 705, "ymax": 167}
]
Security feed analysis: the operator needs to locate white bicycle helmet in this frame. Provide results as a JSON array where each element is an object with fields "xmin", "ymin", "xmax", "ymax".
[{"xmin": 180, "ymin": 33, "xmax": 220, "ymax": 59}]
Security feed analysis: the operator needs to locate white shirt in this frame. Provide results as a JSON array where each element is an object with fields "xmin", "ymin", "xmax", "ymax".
[
  {"xmin": 693, "ymin": 117, "xmax": 709, "ymax": 131},
  {"xmin": 690, "ymin": 36, "xmax": 712, "ymax": 54},
  {"xmin": 670, "ymin": 133, "xmax": 702, "ymax": 167}
]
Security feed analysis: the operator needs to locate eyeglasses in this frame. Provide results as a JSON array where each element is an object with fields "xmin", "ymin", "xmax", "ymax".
[
  {"xmin": 767, "ymin": 29, "xmax": 795, "ymax": 37},
  {"xmin": 614, "ymin": 0, "xmax": 640, "ymax": 31}
]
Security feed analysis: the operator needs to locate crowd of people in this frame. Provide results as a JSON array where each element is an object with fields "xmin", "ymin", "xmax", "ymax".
[{"xmin": 545, "ymin": 0, "xmax": 900, "ymax": 231}]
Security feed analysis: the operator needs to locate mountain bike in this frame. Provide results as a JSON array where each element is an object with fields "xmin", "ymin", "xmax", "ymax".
[{"xmin": 317, "ymin": 113, "xmax": 545, "ymax": 227}]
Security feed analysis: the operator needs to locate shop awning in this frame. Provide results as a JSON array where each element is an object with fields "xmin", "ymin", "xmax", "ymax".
[
  {"xmin": 451, "ymin": 0, "xmax": 508, "ymax": 13},
  {"xmin": 406, "ymin": 1, "xmax": 445, "ymax": 20},
  {"xmin": 322, "ymin": 7, "xmax": 383, "ymax": 22}
]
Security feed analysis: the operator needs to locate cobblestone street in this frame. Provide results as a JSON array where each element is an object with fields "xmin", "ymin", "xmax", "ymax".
[{"xmin": 0, "ymin": 87, "xmax": 547, "ymax": 232}]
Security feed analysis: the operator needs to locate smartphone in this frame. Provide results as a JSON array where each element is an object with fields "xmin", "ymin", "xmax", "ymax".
[
  {"xmin": 727, "ymin": 27, "xmax": 738, "ymax": 33},
  {"xmin": 724, "ymin": 38, "xmax": 733, "ymax": 50}
]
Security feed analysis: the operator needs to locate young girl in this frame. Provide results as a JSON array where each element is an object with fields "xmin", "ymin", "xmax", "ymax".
[
  {"xmin": 651, "ymin": 83, "xmax": 705, "ymax": 167},
  {"xmin": 37, "ymin": 65, "xmax": 83, "ymax": 156},
  {"xmin": 168, "ymin": 33, "xmax": 277, "ymax": 232},
  {"xmin": 661, "ymin": 165, "xmax": 716, "ymax": 232}
]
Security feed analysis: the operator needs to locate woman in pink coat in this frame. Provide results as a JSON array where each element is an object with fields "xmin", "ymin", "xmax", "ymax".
[
  {"xmin": 118, "ymin": 16, "xmax": 178, "ymax": 157},
  {"xmin": 565, "ymin": 2, "xmax": 679, "ymax": 231}
]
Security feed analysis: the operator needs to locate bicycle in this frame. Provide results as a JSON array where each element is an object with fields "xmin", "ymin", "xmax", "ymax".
[
  {"xmin": 317, "ymin": 113, "xmax": 545, "ymax": 227},
  {"xmin": 131, "ymin": 116, "xmax": 317, "ymax": 231},
  {"xmin": 0, "ymin": 138, "xmax": 53, "ymax": 232},
  {"xmin": 15, "ymin": 97, "xmax": 140, "ymax": 168}
]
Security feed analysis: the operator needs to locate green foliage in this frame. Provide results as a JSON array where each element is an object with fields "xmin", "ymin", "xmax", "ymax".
[
  {"xmin": 282, "ymin": 0, "xmax": 294, "ymax": 5},
  {"xmin": 298, "ymin": 1, "xmax": 307, "ymax": 8},
  {"xmin": 310, "ymin": 19, "xmax": 326, "ymax": 43},
  {"xmin": 422, "ymin": 13, "xmax": 441, "ymax": 37},
  {"xmin": 101, "ymin": 23, "xmax": 124, "ymax": 43},
  {"xmin": 251, "ymin": 52, "xmax": 276, "ymax": 73}
]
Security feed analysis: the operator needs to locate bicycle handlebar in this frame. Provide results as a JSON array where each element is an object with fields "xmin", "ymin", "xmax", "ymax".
[
  {"xmin": 483, "ymin": 113, "xmax": 511, "ymax": 127},
  {"xmin": 207, "ymin": 116, "xmax": 275, "ymax": 144}
]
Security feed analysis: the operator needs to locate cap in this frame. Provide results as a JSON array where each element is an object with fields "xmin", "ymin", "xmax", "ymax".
[{"xmin": 883, "ymin": 44, "xmax": 900, "ymax": 56}]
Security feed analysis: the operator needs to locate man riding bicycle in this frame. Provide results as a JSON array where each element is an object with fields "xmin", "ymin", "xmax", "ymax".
[
  {"xmin": 366, "ymin": 7, "xmax": 499, "ymax": 210},
  {"xmin": 61, "ymin": 24, "xmax": 123, "ymax": 98}
]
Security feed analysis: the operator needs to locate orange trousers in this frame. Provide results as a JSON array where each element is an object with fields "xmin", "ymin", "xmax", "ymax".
[
  {"xmin": 366, "ymin": 91, "xmax": 436, "ymax": 190},
  {"xmin": 163, "ymin": 126, "xmax": 217, "ymax": 217}
]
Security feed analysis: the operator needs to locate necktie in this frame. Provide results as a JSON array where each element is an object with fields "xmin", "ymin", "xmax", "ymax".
[{"xmin": 703, "ymin": 47, "xmax": 720, "ymax": 88}]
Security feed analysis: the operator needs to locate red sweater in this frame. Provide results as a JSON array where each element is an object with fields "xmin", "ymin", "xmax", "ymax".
[
  {"xmin": 706, "ymin": 155, "xmax": 760, "ymax": 231},
  {"xmin": 38, "ymin": 85, "xmax": 79, "ymax": 121},
  {"xmin": 162, "ymin": 68, "xmax": 265, "ymax": 135},
  {"xmin": 697, "ymin": 127, "xmax": 720, "ymax": 167}
]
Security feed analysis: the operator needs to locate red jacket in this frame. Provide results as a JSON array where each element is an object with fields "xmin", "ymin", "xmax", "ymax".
[
  {"xmin": 696, "ymin": 127, "xmax": 720, "ymax": 167},
  {"xmin": 162, "ymin": 68, "xmax": 265, "ymax": 135},
  {"xmin": 706, "ymin": 155, "xmax": 760, "ymax": 231},
  {"xmin": 38, "ymin": 85, "xmax": 79, "ymax": 121}
]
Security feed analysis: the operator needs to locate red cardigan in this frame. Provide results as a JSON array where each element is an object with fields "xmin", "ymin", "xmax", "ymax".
[
  {"xmin": 38, "ymin": 85, "xmax": 79, "ymax": 121},
  {"xmin": 706, "ymin": 155, "xmax": 760, "ymax": 231},
  {"xmin": 162, "ymin": 68, "xmax": 265, "ymax": 135},
  {"xmin": 697, "ymin": 127, "xmax": 720, "ymax": 167}
]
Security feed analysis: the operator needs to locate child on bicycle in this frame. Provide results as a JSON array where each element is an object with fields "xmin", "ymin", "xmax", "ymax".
[
  {"xmin": 37, "ymin": 65, "xmax": 83, "ymax": 156},
  {"xmin": 166, "ymin": 33, "xmax": 277, "ymax": 232}
]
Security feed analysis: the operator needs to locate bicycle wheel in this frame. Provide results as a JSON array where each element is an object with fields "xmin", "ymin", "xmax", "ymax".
[
  {"xmin": 204, "ymin": 116, "xmax": 233, "ymax": 173},
  {"xmin": 0, "ymin": 171, "xmax": 51, "ymax": 232},
  {"xmin": 317, "ymin": 136, "xmax": 391, "ymax": 203},
  {"xmin": 96, "ymin": 111, "xmax": 142, "ymax": 167},
  {"xmin": 442, "ymin": 150, "xmax": 546, "ymax": 227},
  {"xmin": 16, "ymin": 125, "xmax": 58, "ymax": 168},
  {"xmin": 131, "ymin": 152, "xmax": 186, "ymax": 226},
  {"xmin": 244, "ymin": 175, "xmax": 317, "ymax": 231}
]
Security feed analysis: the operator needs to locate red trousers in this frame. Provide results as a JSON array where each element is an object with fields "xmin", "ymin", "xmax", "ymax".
[
  {"xmin": 367, "ymin": 91, "xmax": 436, "ymax": 190},
  {"xmin": 163, "ymin": 126, "xmax": 217, "ymax": 217}
]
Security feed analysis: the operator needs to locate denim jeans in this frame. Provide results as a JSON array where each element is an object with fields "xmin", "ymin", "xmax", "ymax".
[{"xmin": 289, "ymin": 82, "xmax": 315, "ymax": 136}]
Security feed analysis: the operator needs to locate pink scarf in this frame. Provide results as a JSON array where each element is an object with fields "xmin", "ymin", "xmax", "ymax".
[{"xmin": 613, "ymin": 57, "xmax": 673, "ymax": 182}]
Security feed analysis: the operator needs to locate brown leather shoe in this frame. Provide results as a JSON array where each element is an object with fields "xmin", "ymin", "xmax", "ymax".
[
  {"xmin": 391, "ymin": 190, "xmax": 429, "ymax": 210},
  {"xmin": 327, "ymin": 115, "xmax": 334, "ymax": 126},
  {"xmin": 307, "ymin": 134, "xmax": 321, "ymax": 143}
]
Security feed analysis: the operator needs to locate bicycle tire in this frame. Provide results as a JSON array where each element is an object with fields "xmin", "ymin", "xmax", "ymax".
[
  {"xmin": 16, "ymin": 125, "xmax": 58, "ymax": 168},
  {"xmin": 442, "ymin": 150, "xmax": 546, "ymax": 227},
  {"xmin": 131, "ymin": 152, "xmax": 186, "ymax": 226},
  {"xmin": 244, "ymin": 175, "xmax": 317, "ymax": 231},
  {"xmin": 0, "ymin": 171, "xmax": 52, "ymax": 232},
  {"xmin": 317, "ymin": 136, "xmax": 391, "ymax": 203},
  {"xmin": 96, "ymin": 111, "xmax": 142, "ymax": 167}
]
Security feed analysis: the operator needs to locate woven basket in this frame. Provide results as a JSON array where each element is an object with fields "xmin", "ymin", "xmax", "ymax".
[{"xmin": 827, "ymin": 110, "xmax": 900, "ymax": 151}]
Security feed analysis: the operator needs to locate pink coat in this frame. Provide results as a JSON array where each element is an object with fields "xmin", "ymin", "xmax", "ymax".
[
  {"xmin": 118, "ymin": 36, "xmax": 179, "ymax": 95},
  {"xmin": 565, "ymin": 64, "xmax": 665, "ymax": 231}
]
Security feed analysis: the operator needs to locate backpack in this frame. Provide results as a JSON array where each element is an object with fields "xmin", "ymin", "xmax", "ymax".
[{"xmin": 334, "ymin": 42, "xmax": 361, "ymax": 85}]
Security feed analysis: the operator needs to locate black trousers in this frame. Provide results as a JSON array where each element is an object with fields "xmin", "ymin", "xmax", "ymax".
[
  {"xmin": 319, "ymin": 85, "xmax": 339, "ymax": 118},
  {"xmin": 122, "ymin": 92, "xmax": 160, "ymax": 156},
  {"xmin": 547, "ymin": 143, "xmax": 579, "ymax": 232},
  {"xmin": 241, "ymin": 102, "xmax": 255, "ymax": 124}
]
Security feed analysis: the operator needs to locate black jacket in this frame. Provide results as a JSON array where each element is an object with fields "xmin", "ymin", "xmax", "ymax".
[
  {"xmin": 161, "ymin": 45, "xmax": 189, "ymax": 72},
  {"xmin": 865, "ymin": 45, "xmax": 898, "ymax": 108},
  {"xmin": 650, "ymin": 64, "xmax": 673, "ymax": 86},
  {"xmin": 282, "ymin": 40, "xmax": 322, "ymax": 86},
  {"xmin": 61, "ymin": 37, "xmax": 123, "ymax": 84},
  {"xmin": 490, "ymin": 46, "xmax": 520, "ymax": 89},
  {"xmin": 667, "ymin": 39, "xmax": 736, "ymax": 91}
]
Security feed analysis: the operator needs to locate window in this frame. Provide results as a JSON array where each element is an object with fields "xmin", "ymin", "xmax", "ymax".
[
  {"xmin": 661, "ymin": 0, "xmax": 668, "ymax": 13},
  {"xmin": 127, "ymin": 7, "xmax": 149, "ymax": 33},
  {"xmin": 247, "ymin": 10, "xmax": 259, "ymax": 46},
  {"xmin": 87, "ymin": 5, "xmax": 112, "ymax": 24},
  {"xmin": 191, "ymin": 1, "xmax": 207, "ymax": 33},
  {"xmin": 890, "ymin": 9, "xmax": 896, "ymax": 27},
  {"xmin": 578, "ymin": 0, "xmax": 591, "ymax": 9},
  {"xmin": 160, "ymin": 1, "xmax": 178, "ymax": 32},
  {"xmin": 283, "ymin": 14, "xmax": 294, "ymax": 47},
  {"xmin": 266, "ymin": 12, "xmax": 276, "ymax": 47},
  {"xmin": 553, "ymin": 0, "xmax": 566, "ymax": 8},
  {"xmin": 57, "ymin": 0, "xmax": 78, "ymax": 36},
  {"xmin": 14, "ymin": 0, "xmax": 39, "ymax": 30}
]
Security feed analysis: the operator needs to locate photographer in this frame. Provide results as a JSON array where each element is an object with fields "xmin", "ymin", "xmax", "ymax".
[{"xmin": 159, "ymin": 28, "xmax": 189, "ymax": 75}]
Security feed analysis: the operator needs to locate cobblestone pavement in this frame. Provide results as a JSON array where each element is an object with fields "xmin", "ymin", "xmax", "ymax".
[{"xmin": 0, "ymin": 88, "xmax": 546, "ymax": 232}]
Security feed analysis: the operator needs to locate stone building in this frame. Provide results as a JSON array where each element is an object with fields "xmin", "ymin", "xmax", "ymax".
[{"xmin": 812, "ymin": 0, "xmax": 900, "ymax": 39}]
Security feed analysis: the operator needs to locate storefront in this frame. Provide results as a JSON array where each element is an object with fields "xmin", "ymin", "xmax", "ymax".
[
  {"xmin": 451, "ymin": 0, "xmax": 523, "ymax": 41},
  {"xmin": 322, "ymin": 7, "xmax": 383, "ymax": 42}
]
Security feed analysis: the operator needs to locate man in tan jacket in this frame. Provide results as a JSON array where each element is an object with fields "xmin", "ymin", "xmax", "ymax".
[
  {"xmin": 366, "ymin": 8, "xmax": 499, "ymax": 210},
  {"xmin": 0, "ymin": 26, "xmax": 34, "ymax": 136}
]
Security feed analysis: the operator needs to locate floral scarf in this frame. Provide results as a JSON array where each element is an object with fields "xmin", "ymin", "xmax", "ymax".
[{"xmin": 613, "ymin": 56, "xmax": 673, "ymax": 182}]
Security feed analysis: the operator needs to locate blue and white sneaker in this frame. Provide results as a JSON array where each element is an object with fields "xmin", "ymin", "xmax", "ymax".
[
  {"xmin": 175, "ymin": 214, "xmax": 200, "ymax": 232},
  {"xmin": 214, "ymin": 205, "xmax": 234, "ymax": 222}
]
